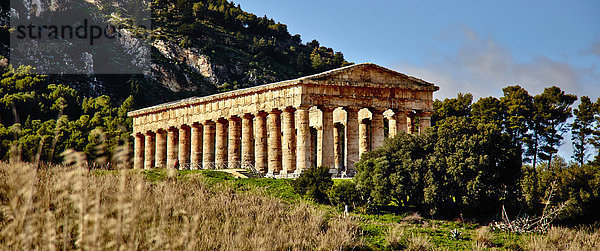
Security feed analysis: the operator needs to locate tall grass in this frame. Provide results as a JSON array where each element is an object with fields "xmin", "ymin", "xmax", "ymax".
[
  {"xmin": 523, "ymin": 226, "xmax": 600, "ymax": 251},
  {"xmin": 0, "ymin": 161, "xmax": 361, "ymax": 250}
]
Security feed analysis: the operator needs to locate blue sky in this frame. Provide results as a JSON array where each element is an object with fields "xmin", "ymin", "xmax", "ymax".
[
  {"xmin": 235, "ymin": 0, "xmax": 600, "ymax": 160},
  {"xmin": 234, "ymin": 0, "xmax": 600, "ymax": 100}
]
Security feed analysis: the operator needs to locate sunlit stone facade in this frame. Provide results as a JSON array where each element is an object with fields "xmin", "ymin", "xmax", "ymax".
[{"xmin": 129, "ymin": 63, "xmax": 439, "ymax": 177}]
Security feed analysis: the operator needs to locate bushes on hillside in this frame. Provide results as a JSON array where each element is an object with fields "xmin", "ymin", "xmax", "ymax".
[{"xmin": 0, "ymin": 64, "xmax": 134, "ymax": 163}]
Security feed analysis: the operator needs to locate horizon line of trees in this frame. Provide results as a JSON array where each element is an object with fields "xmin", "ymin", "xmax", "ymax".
[{"xmin": 433, "ymin": 85, "xmax": 600, "ymax": 167}]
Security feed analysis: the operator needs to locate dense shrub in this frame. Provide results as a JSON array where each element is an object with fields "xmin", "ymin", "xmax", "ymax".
[
  {"xmin": 328, "ymin": 180, "xmax": 361, "ymax": 207},
  {"xmin": 291, "ymin": 166, "xmax": 333, "ymax": 203},
  {"xmin": 355, "ymin": 117, "xmax": 522, "ymax": 217},
  {"xmin": 354, "ymin": 133, "xmax": 427, "ymax": 209},
  {"xmin": 520, "ymin": 159, "xmax": 600, "ymax": 224}
]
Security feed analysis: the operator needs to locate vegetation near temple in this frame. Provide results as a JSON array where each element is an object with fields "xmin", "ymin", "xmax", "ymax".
[{"xmin": 355, "ymin": 86, "xmax": 600, "ymax": 224}]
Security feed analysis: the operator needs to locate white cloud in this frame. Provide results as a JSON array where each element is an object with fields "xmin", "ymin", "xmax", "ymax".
[
  {"xmin": 395, "ymin": 29, "xmax": 600, "ymax": 101},
  {"xmin": 393, "ymin": 28, "xmax": 600, "ymax": 161}
]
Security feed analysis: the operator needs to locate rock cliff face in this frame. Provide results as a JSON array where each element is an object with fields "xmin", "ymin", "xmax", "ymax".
[
  {"xmin": 4, "ymin": 0, "xmax": 241, "ymax": 99},
  {"xmin": 152, "ymin": 40, "xmax": 218, "ymax": 92},
  {"xmin": 2, "ymin": 0, "xmax": 350, "ymax": 108}
]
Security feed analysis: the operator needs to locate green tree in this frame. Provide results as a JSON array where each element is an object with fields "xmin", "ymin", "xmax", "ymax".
[
  {"xmin": 431, "ymin": 93, "xmax": 472, "ymax": 125},
  {"xmin": 528, "ymin": 87, "xmax": 576, "ymax": 167},
  {"xmin": 591, "ymin": 98, "xmax": 600, "ymax": 164},
  {"xmin": 425, "ymin": 117, "xmax": 519, "ymax": 216},
  {"xmin": 571, "ymin": 96, "xmax": 595, "ymax": 166},
  {"xmin": 354, "ymin": 133, "xmax": 427, "ymax": 209},
  {"xmin": 472, "ymin": 96, "xmax": 505, "ymax": 125},
  {"xmin": 500, "ymin": 85, "xmax": 533, "ymax": 162},
  {"xmin": 0, "ymin": 65, "xmax": 46, "ymax": 124}
]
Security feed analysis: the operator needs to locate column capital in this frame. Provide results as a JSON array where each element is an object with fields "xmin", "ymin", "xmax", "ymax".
[
  {"xmin": 269, "ymin": 109, "xmax": 282, "ymax": 115},
  {"xmin": 179, "ymin": 124, "xmax": 190, "ymax": 130},
  {"xmin": 156, "ymin": 128, "xmax": 166, "ymax": 134},
  {"xmin": 167, "ymin": 126, "xmax": 178, "ymax": 132},
  {"xmin": 283, "ymin": 106, "xmax": 297, "ymax": 113},
  {"xmin": 242, "ymin": 113, "xmax": 255, "ymax": 120},
  {"xmin": 228, "ymin": 115, "xmax": 241, "ymax": 121},
  {"xmin": 145, "ymin": 131, "xmax": 155, "ymax": 136},
  {"xmin": 135, "ymin": 132, "xmax": 145, "ymax": 138},
  {"xmin": 317, "ymin": 105, "xmax": 336, "ymax": 112},
  {"xmin": 295, "ymin": 104, "xmax": 312, "ymax": 110},
  {"xmin": 343, "ymin": 106, "xmax": 362, "ymax": 113},
  {"xmin": 217, "ymin": 117, "xmax": 229, "ymax": 124},
  {"xmin": 418, "ymin": 110, "xmax": 434, "ymax": 117},
  {"xmin": 191, "ymin": 122, "xmax": 202, "ymax": 128},
  {"xmin": 255, "ymin": 111, "xmax": 268, "ymax": 118},
  {"xmin": 368, "ymin": 107, "xmax": 387, "ymax": 114},
  {"xmin": 391, "ymin": 109, "xmax": 411, "ymax": 115},
  {"xmin": 203, "ymin": 120, "xmax": 215, "ymax": 126}
]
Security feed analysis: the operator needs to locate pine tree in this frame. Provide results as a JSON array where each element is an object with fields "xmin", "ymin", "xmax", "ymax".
[
  {"xmin": 500, "ymin": 85, "xmax": 533, "ymax": 164},
  {"xmin": 529, "ymin": 86, "xmax": 576, "ymax": 167},
  {"xmin": 571, "ymin": 96, "xmax": 595, "ymax": 166}
]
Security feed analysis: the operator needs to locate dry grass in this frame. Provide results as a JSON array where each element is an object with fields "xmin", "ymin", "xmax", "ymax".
[
  {"xmin": 523, "ymin": 226, "xmax": 600, "ymax": 251},
  {"xmin": 386, "ymin": 226, "xmax": 433, "ymax": 251},
  {"xmin": 473, "ymin": 226, "xmax": 494, "ymax": 249},
  {"xmin": 0, "ymin": 161, "xmax": 361, "ymax": 250},
  {"xmin": 402, "ymin": 212, "xmax": 424, "ymax": 224},
  {"xmin": 406, "ymin": 232, "xmax": 434, "ymax": 251}
]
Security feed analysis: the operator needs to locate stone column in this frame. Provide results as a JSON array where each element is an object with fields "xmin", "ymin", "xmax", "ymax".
[
  {"xmin": 178, "ymin": 125, "xmax": 191, "ymax": 169},
  {"xmin": 267, "ymin": 109, "xmax": 282, "ymax": 175},
  {"xmin": 282, "ymin": 107, "xmax": 296, "ymax": 174},
  {"xmin": 215, "ymin": 118, "xmax": 228, "ymax": 169},
  {"xmin": 345, "ymin": 107, "xmax": 360, "ymax": 173},
  {"xmin": 370, "ymin": 108, "xmax": 385, "ymax": 150},
  {"xmin": 407, "ymin": 112, "xmax": 415, "ymax": 135},
  {"xmin": 419, "ymin": 112, "xmax": 433, "ymax": 135},
  {"xmin": 391, "ymin": 110, "xmax": 408, "ymax": 135},
  {"xmin": 295, "ymin": 106, "xmax": 311, "ymax": 173},
  {"xmin": 228, "ymin": 116, "xmax": 242, "ymax": 168},
  {"xmin": 334, "ymin": 123, "xmax": 344, "ymax": 171},
  {"xmin": 254, "ymin": 111, "xmax": 268, "ymax": 173},
  {"xmin": 319, "ymin": 106, "xmax": 335, "ymax": 169},
  {"xmin": 317, "ymin": 124, "xmax": 323, "ymax": 166},
  {"xmin": 359, "ymin": 119, "xmax": 370, "ymax": 157},
  {"xmin": 155, "ymin": 129, "xmax": 167, "ymax": 168},
  {"xmin": 190, "ymin": 123, "xmax": 203, "ymax": 170},
  {"xmin": 203, "ymin": 121, "xmax": 216, "ymax": 169},
  {"xmin": 242, "ymin": 114, "xmax": 255, "ymax": 168},
  {"xmin": 388, "ymin": 116, "xmax": 397, "ymax": 138},
  {"xmin": 134, "ymin": 133, "xmax": 144, "ymax": 169},
  {"xmin": 144, "ymin": 131, "xmax": 155, "ymax": 169},
  {"xmin": 166, "ymin": 127, "xmax": 178, "ymax": 169}
]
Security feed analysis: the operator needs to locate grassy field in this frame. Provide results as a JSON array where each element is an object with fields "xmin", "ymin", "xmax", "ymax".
[{"xmin": 1, "ymin": 163, "xmax": 599, "ymax": 250}]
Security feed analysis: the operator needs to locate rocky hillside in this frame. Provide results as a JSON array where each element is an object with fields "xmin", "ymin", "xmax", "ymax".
[{"xmin": 1, "ymin": 0, "xmax": 351, "ymax": 108}]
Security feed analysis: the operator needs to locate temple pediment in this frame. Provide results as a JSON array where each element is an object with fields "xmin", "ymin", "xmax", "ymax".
[{"xmin": 300, "ymin": 63, "xmax": 439, "ymax": 91}]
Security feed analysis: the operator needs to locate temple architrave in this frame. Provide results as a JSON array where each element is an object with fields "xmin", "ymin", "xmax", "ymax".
[{"xmin": 128, "ymin": 63, "xmax": 439, "ymax": 177}]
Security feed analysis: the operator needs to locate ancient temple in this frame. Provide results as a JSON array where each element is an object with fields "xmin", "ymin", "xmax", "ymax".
[{"xmin": 128, "ymin": 63, "xmax": 439, "ymax": 177}]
